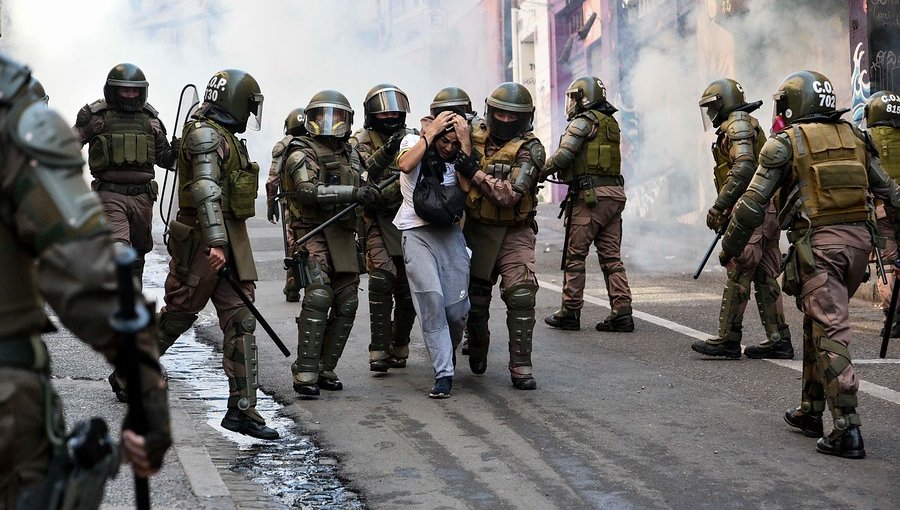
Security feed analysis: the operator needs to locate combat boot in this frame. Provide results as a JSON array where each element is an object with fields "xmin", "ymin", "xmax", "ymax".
[
  {"xmin": 285, "ymin": 289, "xmax": 300, "ymax": 303},
  {"xmin": 221, "ymin": 409, "xmax": 280, "ymax": 440},
  {"xmin": 816, "ymin": 407, "xmax": 865, "ymax": 459},
  {"xmin": 691, "ymin": 327, "xmax": 742, "ymax": 359},
  {"xmin": 108, "ymin": 372, "xmax": 128, "ymax": 403},
  {"xmin": 544, "ymin": 307, "xmax": 581, "ymax": 331},
  {"xmin": 783, "ymin": 407, "xmax": 824, "ymax": 438},
  {"xmin": 595, "ymin": 309, "xmax": 634, "ymax": 333},
  {"xmin": 744, "ymin": 326, "xmax": 794, "ymax": 359}
]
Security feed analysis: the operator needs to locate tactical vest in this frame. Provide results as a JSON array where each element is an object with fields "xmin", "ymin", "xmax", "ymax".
[
  {"xmin": 870, "ymin": 126, "xmax": 900, "ymax": 181},
  {"xmin": 712, "ymin": 124, "xmax": 766, "ymax": 193},
  {"xmin": 364, "ymin": 128, "xmax": 415, "ymax": 210},
  {"xmin": 466, "ymin": 124, "xmax": 537, "ymax": 225},
  {"xmin": 560, "ymin": 109, "xmax": 621, "ymax": 183},
  {"xmin": 296, "ymin": 137, "xmax": 361, "ymax": 229},
  {"xmin": 781, "ymin": 123, "xmax": 870, "ymax": 228},
  {"xmin": 88, "ymin": 108, "xmax": 157, "ymax": 179},
  {"xmin": 178, "ymin": 119, "xmax": 259, "ymax": 220}
]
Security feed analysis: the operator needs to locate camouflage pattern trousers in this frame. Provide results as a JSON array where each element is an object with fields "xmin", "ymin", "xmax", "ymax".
[{"xmin": 562, "ymin": 192, "xmax": 631, "ymax": 312}]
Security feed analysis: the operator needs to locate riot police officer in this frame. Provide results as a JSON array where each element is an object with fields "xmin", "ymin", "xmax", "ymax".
[
  {"xmin": 866, "ymin": 91, "xmax": 900, "ymax": 337},
  {"xmin": 157, "ymin": 69, "xmax": 278, "ymax": 440},
  {"xmin": 691, "ymin": 78, "xmax": 793, "ymax": 359},
  {"xmin": 285, "ymin": 90, "xmax": 378, "ymax": 398},
  {"xmin": 462, "ymin": 82, "xmax": 544, "ymax": 390},
  {"xmin": 542, "ymin": 76, "xmax": 634, "ymax": 333},
  {"xmin": 720, "ymin": 71, "xmax": 900, "ymax": 459},
  {"xmin": 350, "ymin": 84, "xmax": 418, "ymax": 373},
  {"xmin": 267, "ymin": 107, "xmax": 308, "ymax": 302},
  {"xmin": 74, "ymin": 63, "xmax": 178, "ymax": 288},
  {"xmin": 0, "ymin": 54, "xmax": 170, "ymax": 505}
]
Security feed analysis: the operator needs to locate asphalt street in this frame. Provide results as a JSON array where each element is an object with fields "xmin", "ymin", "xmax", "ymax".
[{"xmin": 45, "ymin": 200, "xmax": 899, "ymax": 509}]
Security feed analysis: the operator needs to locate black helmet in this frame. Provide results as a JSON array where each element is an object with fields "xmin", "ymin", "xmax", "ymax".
[
  {"xmin": 865, "ymin": 90, "xmax": 900, "ymax": 128},
  {"xmin": 484, "ymin": 82, "xmax": 534, "ymax": 141},
  {"xmin": 363, "ymin": 83, "xmax": 409, "ymax": 134},
  {"xmin": 698, "ymin": 78, "xmax": 755, "ymax": 130},
  {"xmin": 565, "ymin": 75, "xmax": 608, "ymax": 120},
  {"xmin": 29, "ymin": 77, "xmax": 48, "ymax": 104},
  {"xmin": 305, "ymin": 90, "xmax": 354, "ymax": 138},
  {"xmin": 772, "ymin": 70, "xmax": 839, "ymax": 127},
  {"xmin": 202, "ymin": 69, "xmax": 263, "ymax": 132},
  {"xmin": 104, "ymin": 63, "xmax": 148, "ymax": 112},
  {"xmin": 430, "ymin": 86, "xmax": 474, "ymax": 117},
  {"xmin": 284, "ymin": 107, "xmax": 307, "ymax": 136}
]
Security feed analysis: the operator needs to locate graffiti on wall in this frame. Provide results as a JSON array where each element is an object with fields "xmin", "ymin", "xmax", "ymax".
[{"xmin": 851, "ymin": 42, "xmax": 871, "ymax": 127}]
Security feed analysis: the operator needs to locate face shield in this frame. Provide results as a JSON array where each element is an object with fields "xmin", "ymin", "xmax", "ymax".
[
  {"xmin": 246, "ymin": 92, "xmax": 264, "ymax": 131},
  {"xmin": 368, "ymin": 89, "xmax": 410, "ymax": 114},
  {"xmin": 306, "ymin": 106, "xmax": 352, "ymax": 137},
  {"xmin": 771, "ymin": 91, "xmax": 788, "ymax": 134},
  {"xmin": 698, "ymin": 94, "xmax": 721, "ymax": 131},
  {"xmin": 565, "ymin": 88, "xmax": 583, "ymax": 119}
]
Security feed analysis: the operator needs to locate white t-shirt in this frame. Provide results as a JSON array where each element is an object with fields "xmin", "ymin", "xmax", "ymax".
[{"xmin": 393, "ymin": 133, "xmax": 459, "ymax": 230}]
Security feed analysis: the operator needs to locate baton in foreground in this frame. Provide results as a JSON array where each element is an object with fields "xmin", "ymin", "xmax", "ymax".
[
  {"xmin": 218, "ymin": 266, "xmax": 291, "ymax": 357},
  {"xmin": 693, "ymin": 227, "xmax": 725, "ymax": 279},
  {"xmin": 110, "ymin": 247, "xmax": 152, "ymax": 510}
]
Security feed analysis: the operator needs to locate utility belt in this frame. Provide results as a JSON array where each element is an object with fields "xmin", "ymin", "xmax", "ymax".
[
  {"xmin": 0, "ymin": 332, "xmax": 49, "ymax": 372},
  {"xmin": 93, "ymin": 180, "xmax": 158, "ymax": 199},
  {"xmin": 570, "ymin": 174, "xmax": 624, "ymax": 191}
]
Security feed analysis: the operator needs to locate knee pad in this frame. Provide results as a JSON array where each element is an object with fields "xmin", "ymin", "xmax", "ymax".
[
  {"xmin": 232, "ymin": 307, "xmax": 256, "ymax": 335},
  {"xmin": 302, "ymin": 284, "xmax": 334, "ymax": 314},
  {"xmin": 368, "ymin": 269, "xmax": 395, "ymax": 295},
  {"xmin": 502, "ymin": 283, "xmax": 537, "ymax": 311},
  {"xmin": 565, "ymin": 253, "xmax": 587, "ymax": 273}
]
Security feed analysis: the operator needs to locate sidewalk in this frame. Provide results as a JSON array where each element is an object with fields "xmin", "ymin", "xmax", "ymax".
[{"xmin": 46, "ymin": 310, "xmax": 285, "ymax": 509}]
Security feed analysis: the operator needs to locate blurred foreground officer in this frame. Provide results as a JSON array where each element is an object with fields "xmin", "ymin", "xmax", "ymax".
[
  {"xmin": 542, "ymin": 76, "xmax": 634, "ymax": 333},
  {"xmin": 351, "ymin": 84, "xmax": 417, "ymax": 373},
  {"xmin": 285, "ymin": 90, "xmax": 375, "ymax": 398},
  {"xmin": 74, "ymin": 63, "xmax": 178, "ymax": 289},
  {"xmin": 464, "ymin": 82, "xmax": 544, "ymax": 390},
  {"xmin": 267, "ymin": 107, "xmax": 308, "ymax": 302},
  {"xmin": 692, "ymin": 78, "xmax": 793, "ymax": 359},
  {"xmin": 720, "ymin": 71, "xmax": 900, "ymax": 459},
  {"xmin": 867, "ymin": 91, "xmax": 900, "ymax": 337},
  {"xmin": 0, "ymin": 54, "xmax": 170, "ymax": 506},
  {"xmin": 158, "ymin": 69, "xmax": 278, "ymax": 440}
]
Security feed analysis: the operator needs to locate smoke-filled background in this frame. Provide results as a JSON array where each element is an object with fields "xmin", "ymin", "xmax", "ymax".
[
  {"xmin": 0, "ymin": 0, "xmax": 874, "ymax": 271},
  {"xmin": 0, "ymin": 0, "xmax": 503, "ymax": 169}
]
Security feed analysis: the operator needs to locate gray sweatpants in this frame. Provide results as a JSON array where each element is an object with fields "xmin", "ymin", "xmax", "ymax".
[{"xmin": 401, "ymin": 225, "xmax": 470, "ymax": 379}]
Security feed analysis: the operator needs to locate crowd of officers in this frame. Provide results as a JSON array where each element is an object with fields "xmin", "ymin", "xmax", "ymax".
[{"xmin": 1, "ymin": 47, "xmax": 898, "ymax": 505}]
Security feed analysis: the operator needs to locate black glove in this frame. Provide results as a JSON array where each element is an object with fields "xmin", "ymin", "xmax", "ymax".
[
  {"xmin": 355, "ymin": 185, "xmax": 381, "ymax": 207},
  {"xmin": 455, "ymin": 152, "xmax": 479, "ymax": 180},
  {"xmin": 718, "ymin": 250, "xmax": 732, "ymax": 267},
  {"xmin": 386, "ymin": 132, "xmax": 404, "ymax": 155},
  {"xmin": 706, "ymin": 205, "xmax": 726, "ymax": 231},
  {"xmin": 170, "ymin": 136, "xmax": 182, "ymax": 155},
  {"xmin": 266, "ymin": 199, "xmax": 279, "ymax": 223}
]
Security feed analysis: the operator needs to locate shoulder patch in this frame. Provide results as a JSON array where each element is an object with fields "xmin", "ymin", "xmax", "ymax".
[
  {"xmin": 143, "ymin": 103, "xmax": 159, "ymax": 117},
  {"xmin": 184, "ymin": 123, "xmax": 222, "ymax": 154},
  {"xmin": 724, "ymin": 112, "xmax": 755, "ymax": 141},
  {"xmin": 12, "ymin": 102, "xmax": 85, "ymax": 167},
  {"xmin": 758, "ymin": 133, "xmax": 792, "ymax": 168}
]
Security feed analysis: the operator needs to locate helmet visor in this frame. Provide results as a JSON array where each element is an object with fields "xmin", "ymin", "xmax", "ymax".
[
  {"xmin": 565, "ymin": 88, "xmax": 583, "ymax": 119},
  {"xmin": 698, "ymin": 94, "xmax": 720, "ymax": 132},
  {"xmin": 306, "ymin": 106, "xmax": 352, "ymax": 137},
  {"xmin": 368, "ymin": 89, "xmax": 410, "ymax": 114},
  {"xmin": 247, "ymin": 92, "xmax": 264, "ymax": 131}
]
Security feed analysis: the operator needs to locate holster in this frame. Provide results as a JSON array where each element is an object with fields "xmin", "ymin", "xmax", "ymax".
[
  {"xmin": 167, "ymin": 219, "xmax": 199, "ymax": 281},
  {"xmin": 285, "ymin": 250, "xmax": 312, "ymax": 291}
]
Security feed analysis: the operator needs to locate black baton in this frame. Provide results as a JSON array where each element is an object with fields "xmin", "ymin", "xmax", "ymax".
[
  {"xmin": 881, "ymin": 260, "xmax": 900, "ymax": 358},
  {"xmin": 218, "ymin": 266, "xmax": 291, "ymax": 357},
  {"xmin": 693, "ymin": 226, "xmax": 725, "ymax": 279}
]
